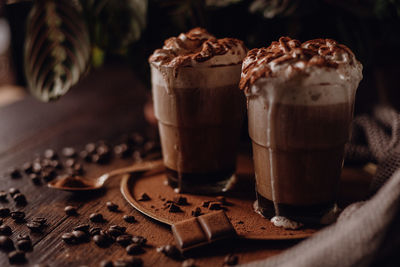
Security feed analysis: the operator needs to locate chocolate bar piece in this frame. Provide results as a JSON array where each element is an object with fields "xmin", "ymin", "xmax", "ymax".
[{"xmin": 171, "ymin": 211, "xmax": 236, "ymax": 251}]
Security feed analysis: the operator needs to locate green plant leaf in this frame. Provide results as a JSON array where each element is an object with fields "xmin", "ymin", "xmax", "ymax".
[{"xmin": 24, "ymin": 0, "xmax": 91, "ymax": 102}]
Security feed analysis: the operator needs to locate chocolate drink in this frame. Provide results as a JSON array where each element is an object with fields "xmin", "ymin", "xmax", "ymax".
[
  {"xmin": 240, "ymin": 37, "xmax": 363, "ymax": 227},
  {"xmin": 149, "ymin": 28, "xmax": 247, "ymax": 193}
]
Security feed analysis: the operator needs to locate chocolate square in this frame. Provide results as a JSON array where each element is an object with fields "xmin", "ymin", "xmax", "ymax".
[
  {"xmin": 172, "ymin": 217, "xmax": 207, "ymax": 249},
  {"xmin": 197, "ymin": 211, "xmax": 236, "ymax": 240}
]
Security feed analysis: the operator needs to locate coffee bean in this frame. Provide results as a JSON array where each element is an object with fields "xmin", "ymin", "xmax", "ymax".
[
  {"xmin": 44, "ymin": 149, "xmax": 58, "ymax": 159},
  {"xmin": 72, "ymin": 230, "xmax": 89, "ymax": 243},
  {"xmin": 173, "ymin": 196, "xmax": 188, "ymax": 206},
  {"xmin": 33, "ymin": 162, "xmax": 42, "ymax": 173},
  {"xmin": 0, "ymin": 225, "xmax": 12, "ymax": 235},
  {"xmin": 23, "ymin": 162, "xmax": 33, "ymax": 174},
  {"xmin": 61, "ymin": 232, "xmax": 76, "ymax": 244},
  {"xmin": 51, "ymin": 160, "xmax": 63, "ymax": 169},
  {"xmin": 16, "ymin": 239, "xmax": 32, "ymax": 251},
  {"xmin": 157, "ymin": 244, "xmax": 181, "ymax": 260},
  {"xmin": 108, "ymin": 228, "xmax": 123, "ymax": 238},
  {"xmin": 131, "ymin": 236, "xmax": 147, "ymax": 246},
  {"xmin": 109, "ymin": 225, "xmax": 126, "ymax": 233},
  {"xmin": 182, "ymin": 258, "xmax": 196, "ymax": 267},
  {"xmin": 114, "ymin": 144, "xmax": 131, "ymax": 158},
  {"xmin": 41, "ymin": 169, "xmax": 56, "ymax": 182},
  {"xmin": 138, "ymin": 193, "xmax": 150, "ymax": 201},
  {"xmin": 106, "ymin": 201, "xmax": 119, "ymax": 212},
  {"xmin": 116, "ymin": 234, "xmax": 133, "ymax": 247},
  {"xmin": 27, "ymin": 221, "xmax": 42, "ymax": 232},
  {"xmin": 9, "ymin": 187, "xmax": 20, "ymax": 197},
  {"xmin": 8, "ymin": 250, "xmax": 26, "ymax": 264},
  {"xmin": 85, "ymin": 143, "xmax": 97, "ymax": 154},
  {"xmin": 99, "ymin": 260, "xmax": 114, "ymax": 267},
  {"xmin": 79, "ymin": 150, "xmax": 92, "ymax": 162},
  {"xmin": 13, "ymin": 193, "xmax": 27, "ymax": 206},
  {"xmin": 11, "ymin": 211, "xmax": 25, "ymax": 222},
  {"xmin": 224, "ymin": 254, "xmax": 238, "ymax": 266},
  {"xmin": 202, "ymin": 201, "xmax": 210, "ymax": 208},
  {"xmin": 126, "ymin": 244, "xmax": 145, "ymax": 255},
  {"xmin": 114, "ymin": 257, "xmax": 142, "ymax": 267},
  {"xmin": 209, "ymin": 202, "xmax": 222, "ymax": 210},
  {"xmin": 191, "ymin": 207, "xmax": 202, "ymax": 217},
  {"xmin": 30, "ymin": 173, "xmax": 41, "ymax": 185},
  {"xmin": 73, "ymin": 163, "xmax": 84, "ymax": 175},
  {"xmin": 0, "ymin": 191, "xmax": 7, "ymax": 202},
  {"xmin": 62, "ymin": 147, "xmax": 76, "ymax": 158},
  {"xmin": 10, "ymin": 168, "xmax": 21, "ymax": 179},
  {"xmin": 73, "ymin": 224, "xmax": 90, "ymax": 232},
  {"xmin": 89, "ymin": 213, "xmax": 104, "ymax": 222},
  {"xmin": 123, "ymin": 215, "xmax": 136, "ymax": 223},
  {"xmin": 168, "ymin": 203, "xmax": 182, "ymax": 213},
  {"xmin": 17, "ymin": 234, "xmax": 30, "ymax": 241},
  {"xmin": 89, "ymin": 227, "xmax": 102, "ymax": 236},
  {"xmin": 0, "ymin": 207, "xmax": 10, "ymax": 217},
  {"xmin": 64, "ymin": 206, "xmax": 77, "ymax": 216},
  {"xmin": 93, "ymin": 234, "xmax": 109, "ymax": 248},
  {"xmin": 65, "ymin": 158, "xmax": 76, "ymax": 168},
  {"xmin": 0, "ymin": 236, "xmax": 14, "ymax": 250},
  {"xmin": 32, "ymin": 217, "xmax": 47, "ymax": 225}
]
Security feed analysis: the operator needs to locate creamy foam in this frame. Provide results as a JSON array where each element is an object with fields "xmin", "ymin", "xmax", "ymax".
[{"xmin": 149, "ymin": 27, "xmax": 247, "ymax": 68}]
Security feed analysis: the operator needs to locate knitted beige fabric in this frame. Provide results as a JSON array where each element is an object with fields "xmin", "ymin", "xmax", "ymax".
[{"xmin": 241, "ymin": 106, "xmax": 400, "ymax": 267}]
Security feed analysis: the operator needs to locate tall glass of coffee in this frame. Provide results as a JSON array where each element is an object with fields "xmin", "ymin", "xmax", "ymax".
[
  {"xmin": 240, "ymin": 37, "xmax": 363, "ymax": 228},
  {"xmin": 149, "ymin": 28, "xmax": 247, "ymax": 194}
]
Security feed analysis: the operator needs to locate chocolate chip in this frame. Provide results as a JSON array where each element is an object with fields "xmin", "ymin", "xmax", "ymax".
[
  {"xmin": 173, "ymin": 196, "xmax": 188, "ymax": 206},
  {"xmin": 138, "ymin": 193, "xmax": 150, "ymax": 201},
  {"xmin": 10, "ymin": 168, "xmax": 21, "ymax": 179},
  {"xmin": 16, "ymin": 239, "xmax": 32, "ymax": 251},
  {"xmin": 0, "ymin": 236, "xmax": 14, "ymax": 250},
  {"xmin": 0, "ymin": 225, "xmax": 12, "ymax": 235},
  {"xmin": 93, "ymin": 234, "xmax": 110, "ymax": 248},
  {"xmin": 224, "ymin": 254, "xmax": 238, "ymax": 266},
  {"xmin": 10, "ymin": 211, "xmax": 25, "ymax": 222},
  {"xmin": 99, "ymin": 260, "xmax": 114, "ymax": 267},
  {"xmin": 126, "ymin": 244, "xmax": 145, "ymax": 255},
  {"xmin": 182, "ymin": 258, "xmax": 196, "ymax": 267},
  {"xmin": 106, "ymin": 201, "xmax": 119, "ymax": 212},
  {"xmin": 72, "ymin": 230, "xmax": 89, "ymax": 243},
  {"xmin": 89, "ymin": 213, "xmax": 104, "ymax": 222},
  {"xmin": 116, "ymin": 234, "xmax": 133, "ymax": 247},
  {"xmin": 27, "ymin": 221, "xmax": 43, "ymax": 232},
  {"xmin": 0, "ymin": 207, "xmax": 10, "ymax": 217},
  {"xmin": 30, "ymin": 173, "xmax": 41, "ymax": 185},
  {"xmin": 13, "ymin": 193, "xmax": 27, "ymax": 206},
  {"xmin": 123, "ymin": 215, "xmax": 136, "ymax": 223},
  {"xmin": 73, "ymin": 224, "xmax": 90, "ymax": 232},
  {"xmin": 64, "ymin": 206, "xmax": 77, "ymax": 216},
  {"xmin": 9, "ymin": 187, "xmax": 20, "ymax": 197},
  {"xmin": 168, "ymin": 203, "xmax": 183, "ymax": 213},
  {"xmin": 191, "ymin": 207, "xmax": 202, "ymax": 217},
  {"xmin": 131, "ymin": 236, "xmax": 147, "ymax": 246},
  {"xmin": 0, "ymin": 191, "xmax": 7, "ymax": 202},
  {"xmin": 62, "ymin": 147, "xmax": 76, "ymax": 158},
  {"xmin": 44, "ymin": 149, "xmax": 58, "ymax": 159},
  {"xmin": 61, "ymin": 232, "xmax": 76, "ymax": 244},
  {"xmin": 89, "ymin": 227, "xmax": 102, "ymax": 236},
  {"xmin": 8, "ymin": 250, "xmax": 26, "ymax": 264},
  {"xmin": 157, "ymin": 244, "xmax": 181, "ymax": 260}
]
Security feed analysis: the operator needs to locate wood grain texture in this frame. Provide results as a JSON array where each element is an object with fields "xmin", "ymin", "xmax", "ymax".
[{"xmin": 0, "ymin": 64, "xmax": 371, "ymax": 267}]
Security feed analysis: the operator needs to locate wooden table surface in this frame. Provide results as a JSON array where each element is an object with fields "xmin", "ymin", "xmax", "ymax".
[{"xmin": 0, "ymin": 64, "xmax": 372, "ymax": 267}]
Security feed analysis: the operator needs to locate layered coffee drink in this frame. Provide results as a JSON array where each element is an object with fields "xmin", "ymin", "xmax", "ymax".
[
  {"xmin": 149, "ymin": 28, "xmax": 247, "ymax": 194},
  {"xmin": 240, "ymin": 37, "xmax": 363, "ymax": 227}
]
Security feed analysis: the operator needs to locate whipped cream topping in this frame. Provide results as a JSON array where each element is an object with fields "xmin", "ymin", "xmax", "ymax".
[
  {"xmin": 240, "ymin": 37, "xmax": 363, "ymax": 101},
  {"xmin": 149, "ymin": 27, "xmax": 247, "ymax": 68}
]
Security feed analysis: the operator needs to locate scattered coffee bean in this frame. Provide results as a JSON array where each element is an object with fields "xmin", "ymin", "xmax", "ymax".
[
  {"xmin": 126, "ymin": 244, "xmax": 145, "ymax": 255},
  {"xmin": 114, "ymin": 257, "xmax": 142, "ymax": 267},
  {"xmin": 123, "ymin": 215, "xmax": 136, "ymax": 223},
  {"xmin": 32, "ymin": 162, "xmax": 42, "ymax": 173},
  {"xmin": 51, "ymin": 160, "xmax": 62, "ymax": 169},
  {"xmin": 73, "ymin": 224, "xmax": 90, "ymax": 232},
  {"xmin": 106, "ymin": 201, "xmax": 119, "ymax": 212},
  {"xmin": 62, "ymin": 147, "xmax": 76, "ymax": 158},
  {"xmin": 108, "ymin": 228, "xmax": 124, "ymax": 238},
  {"xmin": 224, "ymin": 254, "xmax": 238, "ymax": 266},
  {"xmin": 0, "ymin": 236, "xmax": 14, "ymax": 250},
  {"xmin": 89, "ymin": 213, "xmax": 104, "ymax": 222},
  {"xmin": 23, "ymin": 162, "xmax": 33, "ymax": 174},
  {"xmin": 79, "ymin": 150, "xmax": 91, "ymax": 162},
  {"xmin": 61, "ymin": 232, "xmax": 76, "ymax": 244},
  {"xmin": 9, "ymin": 187, "xmax": 20, "ymax": 197},
  {"xmin": 93, "ymin": 234, "xmax": 110, "ymax": 248},
  {"xmin": 85, "ymin": 143, "xmax": 97, "ymax": 154},
  {"xmin": 10, "ymin": 168, "xmax": 21, "ymax": 179},
  {"xmin": 10, "ymin": 211, "xmax": 25, "ymax": 222},
  {"xmin": 209, "ymin": 202, "xmax": 222, "ymax": 210},
  {"xmin": 89, "ymin": 227, "xmax": 102, "ymax": 236},
  {"xmin": 13, "ymin": 193, "xmax": 27, "ymax": 206},
  {"xmin": 72, "ymin": 230, "xmax": 89, "ymax": 243},
  {"xmin": 109, "ymin": 225, "xmax": 126, "ymax": 233},
  {"xmin": 173, "ymin": 196, "xmax": 188, "ymax": 206},
  {"xmin": 0, "ymin": 225, "xmax": 12, "ymax": 235},
  {"xmin": 41, "ymin": 169, "xmax": 57, "ymax": 182},
  {"xmin": 0, "ymin": 207, "xmax": 10, "ymax": 217},
  {"xmin": 168, "ymin": 203, "xmax": 183, "ymax": 213},
  {"xmin": 16, "ymin": 239, "xmax": 32, "ymax": 251},
  {"xmin": 27, "ymin": 221, "xmax": 42, "ymax": 232},
  {"xmin": 30, "ymin": 173, "xmax": 41, "ymax": 185},
  {"xmin": 32, "ymin": 217, "xmax": 47, "ymax": 225},
  {"xmin": 8, "ymin": 250, "xmax": 26, "ymax": 264},
  {"xmin": 17, "ymin": 234, "xmax": 30, "ymax": 241},
  {"xmin": 44, "ymin": 149, "xmax": 57, "ymax": 159},
  {"xmin": 65, "ymin": 158, "xmax": 76, "ymax": 168},
  {"xmin": 138, "ymin": 193, "xmax": 150, "ymax": 201},
  {"xmin": 116, "ymin": 234, "xmax": 133, "ymax": 247},
  {"xmin": 0, "ymin": 191, "xmax": 7, "ymax": 202},
  {"xmin": 131, "ymin": 236, "xmax": 147, "ymax": 246},
  {"xmin": 182, "ymin": 258, "xmax": 196, "ymax": 267},
  {"xmin": 64, "ymin": 206, "xmax": 77, "ymax": 216},
  {"xmin": 191, "ymin": 207, "xmax": 202, "ymax": 217},
  {"xmin": 99, "ymin": 260, "xmax": 114, "ymax": 267},
  {"xmin": 157, "ymin": 244, "xmax": 181, "ymax": 260}
]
